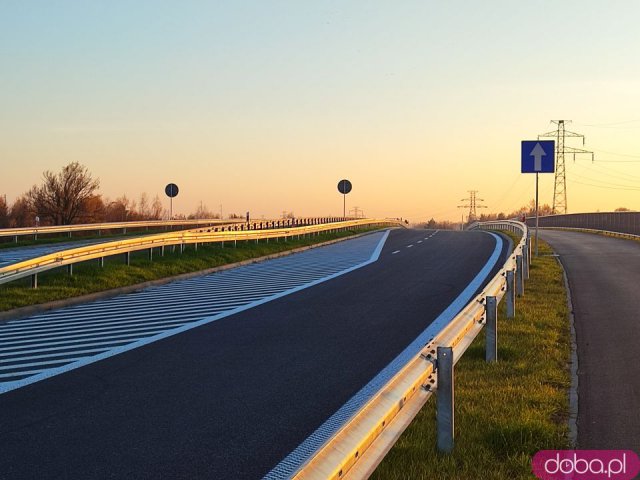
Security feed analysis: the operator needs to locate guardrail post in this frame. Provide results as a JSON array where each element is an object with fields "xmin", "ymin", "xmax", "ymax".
[
  {"xmin": 98, "ymin": 257, "xmax": 104, "ymax": 268},
  {"xmin": 437, "ymin": 346, "xmax": 454, "ymax": 453},
  {"xmin": 67, "ymin": 264, "xmax": 73, "ymax": 276},
  {"xmin": 148, "ymin": 248, "xmax": 153, "ymax": 261},
  {"xmin": 31, "ymin": 273, "xmax": 38, "ymax": 289},
  {"xmin": 125, "ymin": 252, "xmax": 131, "ymax": 266},
  {"xmin": 161, "ymin": 246, "xmax": 165, "ymax": 257},
  {"xmin": 506, "ymin": 270, "xmax": 515, "ymax": 318},
  {"xmin": 14, "ymin": 235, "xmax": 18, "ymax": 243},
  {"xmin": 194, "ymin": 243, "xmax": 198, "ymax": 252},
  {"xmin": 516, "ymin": 255, "xmax": 524, "ymax": 297},
  {"xmin": 523, "ymin": 242, "xmax": 530, "ymax": 280},
  {"xmin": 68, "ymin": 231, "xmax": 72, "ymax": 238},
  {"xmin": 180, "ymin": 244, "xmax": 184, "ymax": 254},
  {"xmin": 485, "ymin": 296, "xmax": 497, "ymax": 362}
]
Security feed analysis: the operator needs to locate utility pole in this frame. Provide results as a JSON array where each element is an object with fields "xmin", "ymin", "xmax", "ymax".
[
  {"xmin": 458, "ymin": 190, "xmax": 487, "ymax": 223},
  {"xmin": 538, "ymin": 120, "xmax": 593, "ymax": 214}
]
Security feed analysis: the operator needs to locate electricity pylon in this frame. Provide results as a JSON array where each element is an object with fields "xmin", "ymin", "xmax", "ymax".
[
  {"xmin": 538, "ymin": 120, "xmax": 594, "ymax": 214},
  {"xmin": 458, "ymin": 190, "xmax": 486, "ymax": 222}
]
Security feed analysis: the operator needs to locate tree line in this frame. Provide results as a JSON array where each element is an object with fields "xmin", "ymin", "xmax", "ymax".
[{"xmin": 0, "ymin": 162, "xmax": 223, "ymax": 228}]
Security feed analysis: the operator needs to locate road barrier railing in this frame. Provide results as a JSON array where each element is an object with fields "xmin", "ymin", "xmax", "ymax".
[
  {"xmin": 288, "ymin": 220, "xmax": 529, "ymax": 480},
  {"xmin": 0, "ymin": 218, "xmax": 401, "ymax": 288},
  {"xmin": 539, "ymin": 226, "xmax": 640, "ymax": 241},
  {"xmin": 525, "ymin": 211, "xmax": 640, "ymax": 236},
  {"xmin": 0, "ymin": 218, "xmax": 244, "ymax": 242}
]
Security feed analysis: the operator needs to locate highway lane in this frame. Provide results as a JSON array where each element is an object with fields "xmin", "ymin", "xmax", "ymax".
[
  {"xmin": 0, "ymin": 228, "xmax": 508, "ymax": 479},
  {"xmin": 540, "ymin": 230, "xmax": 640, "ymax": 451}
]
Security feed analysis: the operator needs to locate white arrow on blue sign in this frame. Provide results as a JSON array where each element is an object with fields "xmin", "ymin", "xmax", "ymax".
[{"xmin": 521, "ymin": 140, "xmax": 555, "ymax": 173}]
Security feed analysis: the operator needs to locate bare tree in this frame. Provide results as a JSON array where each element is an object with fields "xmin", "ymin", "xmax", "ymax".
[
  {"xmin": 104, "ymin": 195, "xmax": 132, "ymax": 222},
  {"xmin": 0, "ymin": 195, "xmax": 8, "ymax": 228},
  {"xmin": 138, "ymin": 193, "xmax": 150, "ymax": 219},
  {"xmin": 9, "ymin": 195, "xmax": 35, "ymax": 227},
  {"xmin": 27, "ymin": 162, "xmax": 100, "ymax": 225},
  {"xmin": 188, "ymin": 201, "xmax": 219, "ymax": 219},
  {"xmin": 150, "ymin": 195, "xmax": 164, "ymax": 220}
]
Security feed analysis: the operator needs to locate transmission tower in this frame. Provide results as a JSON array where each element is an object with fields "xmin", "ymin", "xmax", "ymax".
[
  {"xmin": 538, "ymin": 120, "xmax": 594, "ymax": 214},
  {"xmin": 349, "ymin": 206, "xmax": 364, "ymax": 218},
  {"xmin": 458, "ymin": 190, "xmax": 487, "ymax": 222}
]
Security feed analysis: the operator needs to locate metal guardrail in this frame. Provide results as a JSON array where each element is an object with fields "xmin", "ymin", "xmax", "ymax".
[
  {"xmin": 540, "ymin": 226, "xmax": 640, "ymax": 241},
  {"xmin": 525, "ymin": 211, "xmax": 640, "ymax": 236},
  {"xmin": 291, "ymin": 220, "xmax": 530, "ymax": 479},
  {"xmin": 0, "ymin": 218, "xmax": 244, "ymax": 241},
  {"xmin": 0, "ymin": 218, "xmax": 401, "ymax": 288}
]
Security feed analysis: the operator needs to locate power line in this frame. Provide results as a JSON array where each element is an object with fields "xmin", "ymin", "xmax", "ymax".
[
  {"xmin": 538, "ymin": 120, "xmax": 593, "ymax": 214},
  {"xmin": 590, "ymin": 147, "xmax": 640, "ymax": 159},
  {"xmin": 569, "ymin": 179, "xmax": 640, "ymax": 191},
  {"xmin": 573, "ymin": 161, "xmax": 640, "ymax": 183},
  {"xmin": 577, "ymin": 119, "xmax": 640, "ymax": 127},
  {"xmin": 569, "ymin": 170, "xmax": 640, "ymax": 190}
]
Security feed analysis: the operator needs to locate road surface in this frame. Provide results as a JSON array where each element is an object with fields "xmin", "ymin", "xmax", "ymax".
[
  {"xmin": 540, "ymin": 230, "xmax": 640, "ymax": 451},
  {"xmin": 0, "ymin": 228, "xmax": 507, "ymax": 479}
]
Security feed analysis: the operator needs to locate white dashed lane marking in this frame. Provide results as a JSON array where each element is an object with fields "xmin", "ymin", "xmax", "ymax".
[
  {"xmin": 392, "ymin": 250, "xmax": 400, "ymax": 255},
  {"xmin": 407, "ymin": 245, "xmax": 413, "ymax": 248}
]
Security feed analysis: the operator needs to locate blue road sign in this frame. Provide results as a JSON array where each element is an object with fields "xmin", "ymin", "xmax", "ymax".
[{"xmin": 521, "ymin": 140, "xmax": 555, "ymax": 173}]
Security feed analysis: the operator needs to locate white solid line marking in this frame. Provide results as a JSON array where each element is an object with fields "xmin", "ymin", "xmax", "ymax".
[{"xmin": 392, "ymin": 250, "xmax": 400, "ymax": 254}]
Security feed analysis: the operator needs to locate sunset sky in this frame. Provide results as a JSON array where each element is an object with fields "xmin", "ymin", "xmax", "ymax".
[{"xmin": 2, "ymin": 1, "xmax": 640, "ymax": 221}]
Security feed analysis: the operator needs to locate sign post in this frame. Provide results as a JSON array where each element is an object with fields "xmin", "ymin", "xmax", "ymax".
[
  {"xmin": 521, "ymin": 140, "xmax": 554, "ymax": 256},
  {"xmin": 165, "ymin": 183, "xmax": 179, "ymax": 220},
  {"xmin": 337, "ymin": 179, "xmax": 352, "ymax": 218}
]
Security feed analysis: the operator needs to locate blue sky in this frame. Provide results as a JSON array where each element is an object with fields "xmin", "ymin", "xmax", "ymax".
[{"xmin": 2, "ymin": 1, "xmax": 640, "ymax": 220}]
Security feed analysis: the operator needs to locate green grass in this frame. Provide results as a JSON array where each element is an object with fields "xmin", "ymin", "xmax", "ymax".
[
  {"xmin": 371, "ymin": 235, "xmax": 570, "ymax": 480},
  {"xmin": 0, "ymin": 227, "xmax": 381, "ymax": 312}
]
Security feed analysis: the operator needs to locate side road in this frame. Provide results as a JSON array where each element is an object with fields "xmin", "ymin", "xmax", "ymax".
[{"xmin": 540, "ymin": 230, "xmax": 640, "ymax": 451}]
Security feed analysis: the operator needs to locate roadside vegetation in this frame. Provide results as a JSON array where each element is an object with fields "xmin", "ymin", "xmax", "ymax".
[
  {"xmin": 0, "ymin": 227, "xmax": 381, "ymax": 312},
  {"xmin": 371, "ymin": 235, "xmax": 571, "ymax": 480}
]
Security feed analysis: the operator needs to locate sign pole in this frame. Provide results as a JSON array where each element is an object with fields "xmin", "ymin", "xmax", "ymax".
[
  {"xmin": 170, "ymin": 197, "xmax": 173, "ymax": 220},
  {"xmin": 535, "ymin": 172, "xmax": 539, "ymax": 256},
  {"xmin": 343, "ymin": 193, "xmax": 346, "ymax": 218}
]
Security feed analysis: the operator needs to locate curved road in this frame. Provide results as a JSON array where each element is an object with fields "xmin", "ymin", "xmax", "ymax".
[
  {"xmin": 0, "ymin": 229, "xmax": 507, "ymax": 479},
  {"xmin": 541, "ymin": 230, "xmax": 640, "ymax": 451}
]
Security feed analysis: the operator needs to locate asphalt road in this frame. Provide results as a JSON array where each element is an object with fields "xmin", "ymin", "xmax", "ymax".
[
  {"xmin": 540, "ymin": 230, "xmax": 640, "ymax": 451},
  {"xmin": 0, "ymin": 229, "xmax": 507, "ymax": 479}
]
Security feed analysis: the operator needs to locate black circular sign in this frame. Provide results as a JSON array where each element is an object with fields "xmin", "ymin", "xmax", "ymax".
[
  {"xmin": 337, "ymin": 179, "xmax": 352, "ymax": 195},
  {"xmin": 165, "ymin": 183, "xmax": 179, "ymax": 198}
]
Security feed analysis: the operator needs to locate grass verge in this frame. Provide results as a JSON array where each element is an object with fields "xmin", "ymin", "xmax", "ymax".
[
  {"xmin": 0, "ymin": 227, "xmax": 381, "ymax": 312},
  {"xmin": 371, "ymin": 235, "xmax": 570, "ymax": 480}
]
